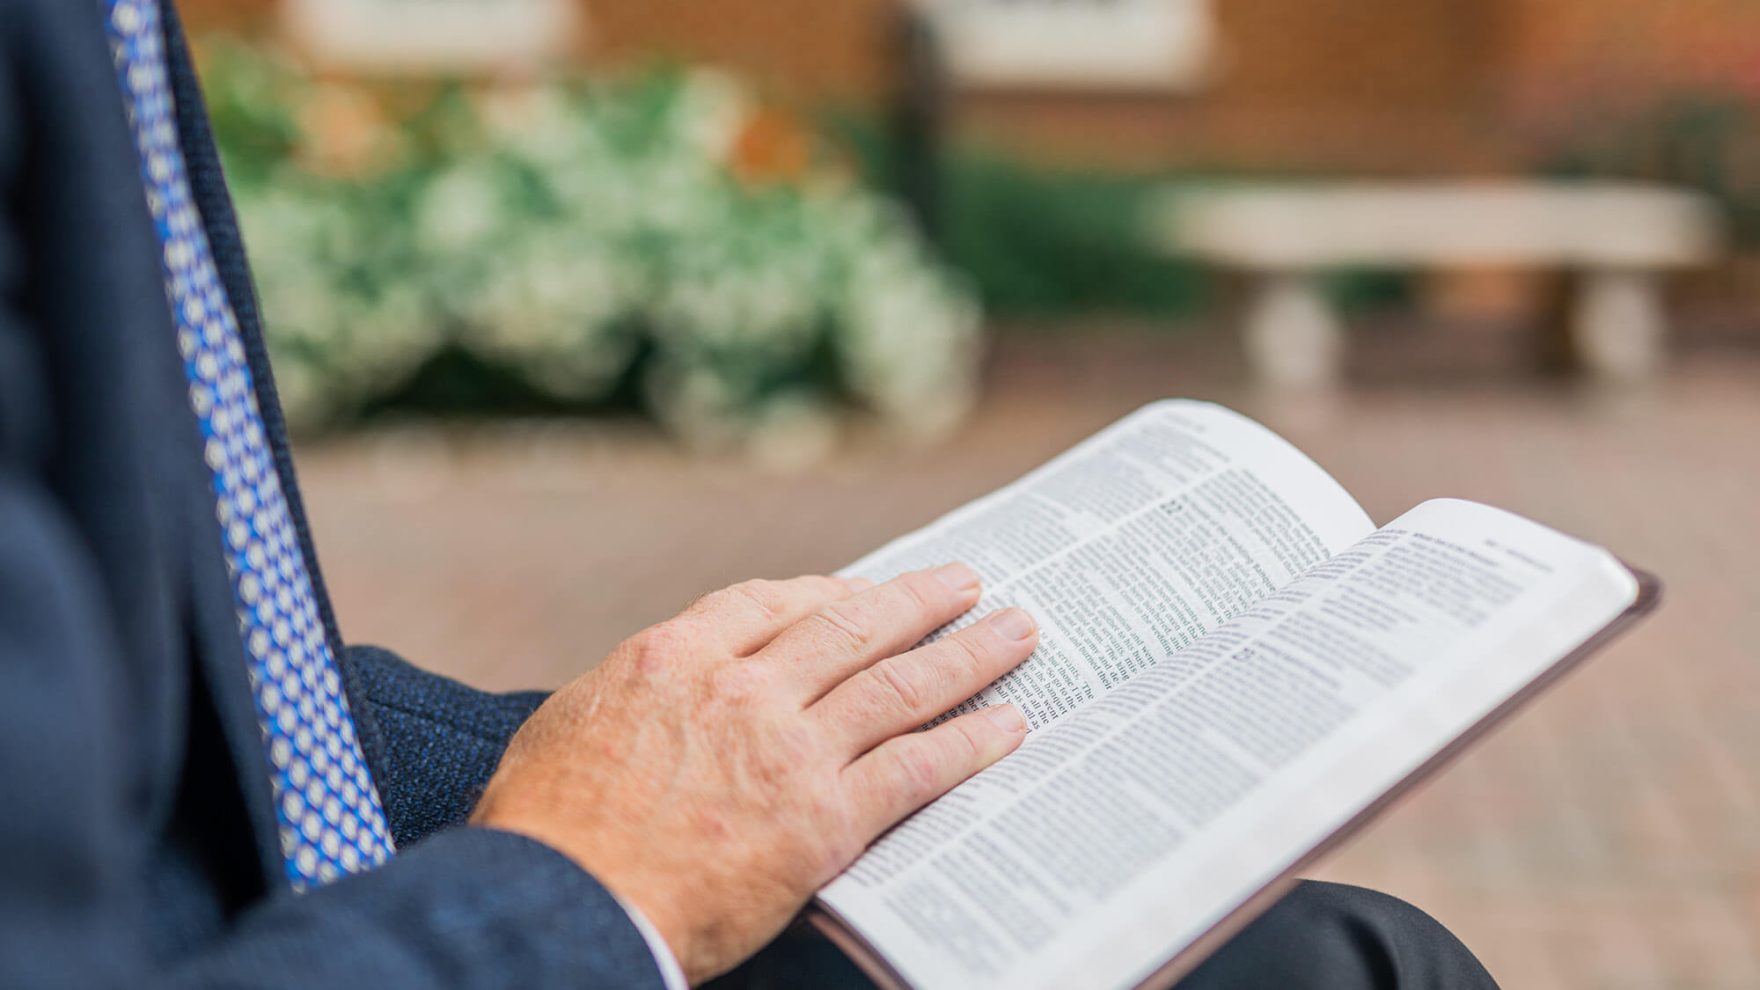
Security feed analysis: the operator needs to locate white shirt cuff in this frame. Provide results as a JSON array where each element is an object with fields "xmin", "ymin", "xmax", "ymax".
[{"xmin": 610, "ymin": 892, "xmax": 690, "ymax": 990}]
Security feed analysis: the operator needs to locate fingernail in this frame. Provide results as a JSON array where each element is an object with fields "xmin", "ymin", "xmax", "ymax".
[
  {"xmin": 988, "ymin": 608, "xmax": 1036, "ymax": 642},
  {"xmin": 983, "ymin": 704, "xmax": 1028, "ymax": 733},
  {"xmin": 933, "ymin": 562, "xmax": 980, "ymax": 592}
]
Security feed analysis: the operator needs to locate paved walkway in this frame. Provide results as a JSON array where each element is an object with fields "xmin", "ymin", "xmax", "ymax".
[{"xmin": 301, "ymin": 332, "xmax": 1760, "ymax": 988}]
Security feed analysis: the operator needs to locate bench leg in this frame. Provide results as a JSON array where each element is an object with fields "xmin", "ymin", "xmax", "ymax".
[
  {"xmin": 1243, "ymin": 273, "xmax": 1343, "ymax": 388},
  {"xmin": 1572, "ymin": 270, "xmax": 1667, "ymax": 381}
]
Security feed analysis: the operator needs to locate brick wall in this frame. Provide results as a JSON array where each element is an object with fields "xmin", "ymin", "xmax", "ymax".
[
  {"xmin": 175, "ymin": 0, "xmax": 1754, "ymax": 175},
  {"xmin": 954, "ymin": 0, "xmax": 1509, "ymax": 173},
  {"xmin": 1499, "ymin": 0, "xmax": 1760, "ymax": 115}
]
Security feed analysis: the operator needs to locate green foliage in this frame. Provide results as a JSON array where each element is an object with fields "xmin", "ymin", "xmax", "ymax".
[
  {"xmin": 937, "ymin": 155, "xmax": 1210, "ymax": 318},
  {"xmin": 830, "ymin": 115, "xmax": 1417, "ymax": 321},
  {"xmin": 204, "ymin": 42, "xmax": 981, "ymax": 452},
  {"xmin": 829, "ymin": 115, "xmax": 1207, "ymax": 319}
]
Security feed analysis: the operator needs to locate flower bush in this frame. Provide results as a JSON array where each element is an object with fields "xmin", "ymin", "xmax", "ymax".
[{"xmin": 203, "ymin": 42, "xmax": 982, "ymax": 452}]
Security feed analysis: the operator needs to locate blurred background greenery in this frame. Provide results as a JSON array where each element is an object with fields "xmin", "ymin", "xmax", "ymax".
[
  {"xmin": 191, "ymin": 0, "xmax": 1760, "ymax": 451},
  {"xmin": 206, "ymin": 48, "xmax": 982, "ymax": 453}
]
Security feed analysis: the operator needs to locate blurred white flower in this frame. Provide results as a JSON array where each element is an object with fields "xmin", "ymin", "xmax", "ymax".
[
  {"xmin": 673, "ymin": 69, "xmax": 752, "ymax": 163},
  {"xmin": 217, "ymin": 58, "xmax": 984, "ymax": 449},
  {"xmin": 416, "ymin": 163, "xmax": 504, "ymax": 254}
]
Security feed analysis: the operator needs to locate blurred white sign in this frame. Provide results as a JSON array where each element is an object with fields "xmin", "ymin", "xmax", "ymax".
[
  {"xmin": 921, "ymin": 0, "xmax": 1218, "ymax": 90},
  {"xmin": 284, "ymin": 0, "xmax": 581, "ymax": 71}
]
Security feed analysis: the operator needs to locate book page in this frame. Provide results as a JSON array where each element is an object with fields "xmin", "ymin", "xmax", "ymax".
[
  {"xmin": 840, "ymin": 401, "xmax": 1374, "ymax": 729},
  {"xmin": 819, "ymin": 499, "xmax": 1641, "ymax": 990}
]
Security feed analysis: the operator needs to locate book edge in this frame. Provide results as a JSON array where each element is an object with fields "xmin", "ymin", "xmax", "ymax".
[{"xmin": 1124, "ymin": 562, "xmax": 1660, "ymax": 989}]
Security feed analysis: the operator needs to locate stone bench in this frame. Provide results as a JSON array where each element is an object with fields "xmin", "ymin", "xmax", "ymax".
[{"xmin": 1151, "ymin": 182, "xmax": 1723, "ymax": 386}]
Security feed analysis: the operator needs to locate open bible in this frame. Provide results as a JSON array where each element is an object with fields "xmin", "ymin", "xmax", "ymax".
[{"xmin": 810, "ymin": 400, "xmax": 1658, "ymax": 990}]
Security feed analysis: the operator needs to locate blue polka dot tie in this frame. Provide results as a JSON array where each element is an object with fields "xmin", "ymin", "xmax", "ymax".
[{"xmin": 105, "ymin": 0, "xmax": 397, "ymax": 891}]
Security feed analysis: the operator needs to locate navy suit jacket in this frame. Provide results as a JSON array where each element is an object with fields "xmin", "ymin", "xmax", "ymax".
[{"xmin": 0, "ymin": 2, "xmax": 664, "ymax": 985}]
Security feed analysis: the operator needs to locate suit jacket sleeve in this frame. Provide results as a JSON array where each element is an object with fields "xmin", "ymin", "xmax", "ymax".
[
  {"xmin": 346, "ymin": 644, "xmax": 548, "ymax": 847},
  {"xmin": 169, "ymin": 829, "xmax": 668, "ymax": 989}
]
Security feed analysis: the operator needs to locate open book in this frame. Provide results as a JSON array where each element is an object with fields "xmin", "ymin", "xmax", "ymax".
[{"xmin": 810, "ymin": 400, "xmax": 1658, "ymax": 990}]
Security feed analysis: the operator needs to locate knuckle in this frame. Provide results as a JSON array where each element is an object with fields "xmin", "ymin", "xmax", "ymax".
[
  {"xmin": 813, "ymin": 817, "xmax": 862, "ymax": 870},
  {"xmin": 894, "ymin": 739, "xmax": 950, "ymax": 803},
  {"xmin": 895, "ymin": 744, "xmax": 945, "ymax": 800},
  {"xmin": 769, "ymin": 717, "xmax": 821, "ymax": 764},
  {"xmin": 869, "ymin": 657, "xmax": 929, "ymax": 715},
  {"xmin": 948, "ymin": 629, "xmax": 990, "ymax": 669},
  {"xmin": 896, "ymin": 573, "xmax": 940, "ymax": 613},
  {"xmin": 951, "ymin": 720, "xmax": 989, "ymax": 763},
  {"xmin": 728, "ymin": 579, "xmax": 785, "ymax": 620},
  {"xmin": 627, "ymin": 622, "xmax": 683, "ymax": 670},
  {"xmin": 809, "ymin": 600, "xmax": 872, "ymax": 652},
  {"xmin": 708, "ymin": 661, "xmax": 763, "ymax": 706},
  {"xmin": 805, "ymin": 574, "xmax": 844, "ymax": 595}
]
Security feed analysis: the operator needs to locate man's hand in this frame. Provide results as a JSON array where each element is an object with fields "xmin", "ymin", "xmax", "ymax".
[{"xmin": 471, "ymin": 564, "xmax": 1037, "ymax": 983}]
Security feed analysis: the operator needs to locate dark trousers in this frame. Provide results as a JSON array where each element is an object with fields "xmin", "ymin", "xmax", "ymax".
[{"xmin": 711, "ymin": 881, "xmax": 1498, "ymax": 989}]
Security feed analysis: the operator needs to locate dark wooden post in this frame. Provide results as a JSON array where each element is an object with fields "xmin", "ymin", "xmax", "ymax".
[{"xmin": 892, "ymin": 6, "xmax": 947, "ymax": 244}]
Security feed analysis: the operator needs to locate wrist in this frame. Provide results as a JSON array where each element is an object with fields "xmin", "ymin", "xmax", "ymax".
[
  {"xmin": 608, "ymin": 889, "xmax": 693, "ymax": 990},
  {"xmin": 471, "ymin": 796, "xmax": 699, "ymax": 980}
]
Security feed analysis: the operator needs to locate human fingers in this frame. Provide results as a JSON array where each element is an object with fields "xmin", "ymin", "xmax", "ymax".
[
  {"xmin": 759, "ymin": 563, "xmax": 982, "ymax": 702},
  {"xmin": 679, "ymin": 574, "xmax": 871, "ymax": 656},
  {"xmin": 840, "ymin": 704, "xmax": 1029, "ymax": 835},
  {"xmin": 809, "ymin": 607, "xmax": 1037, "ymax": 754}
]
